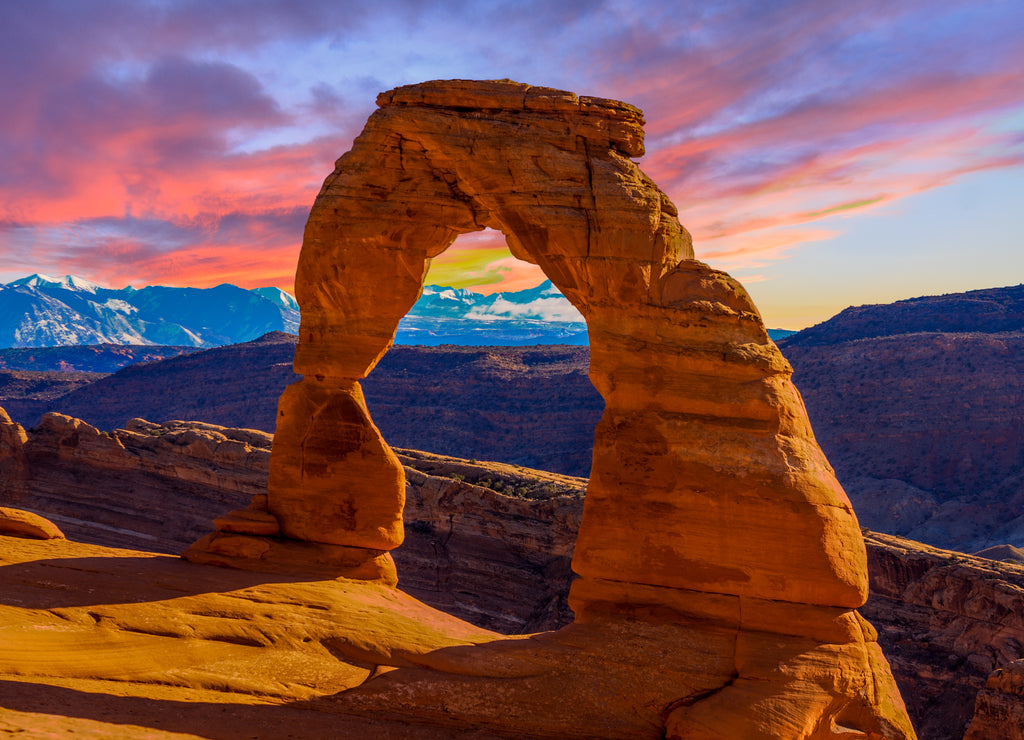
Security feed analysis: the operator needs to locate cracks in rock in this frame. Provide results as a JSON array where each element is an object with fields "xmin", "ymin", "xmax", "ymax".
[
  {"xmin": 395, "ymin": 134, "xmax": 409, "ymax": 174},
  {"xmin": 431, "ymin": 513, "xmax": 456, "ymax": 588},
  {"xmin": 660, "ymin": 625, "xmax": 741, "ymax": 733},
  {"xmin": 578, "ymin": 136, "xmax": 599, "ymax": 257},
  {"xmin": 297, "ymin": 389, "xmax": 330, "ymax": 485}
]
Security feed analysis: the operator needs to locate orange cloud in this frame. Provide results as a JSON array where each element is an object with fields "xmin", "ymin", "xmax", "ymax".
[{"xmin": 2, "ymin": 0, "xmax": 1023, "ymax": 302}]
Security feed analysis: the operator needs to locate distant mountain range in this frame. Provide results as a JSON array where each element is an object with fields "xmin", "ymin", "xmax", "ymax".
[
  {"xmin": 4, "ymin": 281, "xmax": 1024, "ymax": 554},
  {"xmin": 779, "ymin": 284, "xmax": 1024, "ymax": 347},
  {"xmin": 0, "ymin": 274, "xmax": 299, "ymax": 348},
  {"xmin": 0, "ymin": 273, "xmax": 795, "ymax": 348}
]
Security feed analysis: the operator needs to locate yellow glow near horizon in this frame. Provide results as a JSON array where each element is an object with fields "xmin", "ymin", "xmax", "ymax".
[{"xmin": 423, "ymin": 230, "xmax": 547, "ymax": 294}]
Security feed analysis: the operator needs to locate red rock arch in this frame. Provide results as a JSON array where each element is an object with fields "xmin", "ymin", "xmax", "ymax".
[
  {"xmin": 183, "ymin": 80, "xmax": 916, "ymax": 738},
  {"xmin": 266, "ymin": 79, "xmax": 866, "ymax": 616}
]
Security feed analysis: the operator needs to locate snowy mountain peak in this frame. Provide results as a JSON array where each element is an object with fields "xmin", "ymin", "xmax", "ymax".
[
  {"xmin": 252, "ymin": 286, "xmax": 299, "ymax": 311},
  {"xmin": 7, "ymin": 274, "xmax": 105, "ymax": 293},
  {"xmin": 420, "ymin": 285, "xmax": 476, "ymax": 301}
]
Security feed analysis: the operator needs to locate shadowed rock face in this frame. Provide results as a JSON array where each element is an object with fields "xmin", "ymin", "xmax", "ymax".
[{"xmin": 178, "ymin": 79, "xmax": 914, "ymax": 739}]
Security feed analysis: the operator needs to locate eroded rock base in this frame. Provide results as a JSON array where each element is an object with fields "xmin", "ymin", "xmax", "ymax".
[
  {"xmin": 182, "ymin": 532, "xmax": 398, "ymax": 585},
  {"xmin": 182, "ymin": 492, "xmax": 398, "ymax": 584},
  {"xmin": 2, "ymin": 535, "xmax": 910, "ymax": 740}
]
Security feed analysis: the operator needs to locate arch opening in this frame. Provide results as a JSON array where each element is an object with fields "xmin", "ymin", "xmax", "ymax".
[{"xmin": 358, "ymin": 229, "xmax": 602, "ymax": 633}]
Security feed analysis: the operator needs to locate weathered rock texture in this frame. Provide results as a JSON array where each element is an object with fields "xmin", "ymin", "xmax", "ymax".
[
  {"xmin": 180, "ymin": 80, "xmax": 914, "ymax": 738},
  {"xmin": 0, "ymin": 411, "xmax": 271, "ymax": 552},
  {"xmin": 0, "ymin": 506, "xmax": 63, "ymax": 540},
  {"xmin": 965, "ymin": 659, "xmax": 1024, "ymax": 739},
  {"xmin": 0, "ymin": 407, "xmax": 28, "ymax": 501},
  {"xmin": 863, "ymin": 531, "xmax": 1024, "ymax": 739}
]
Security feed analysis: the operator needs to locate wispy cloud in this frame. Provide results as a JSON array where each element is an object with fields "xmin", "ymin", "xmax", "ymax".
[{"xmin": 0, "ymin": 0, "xmax": 1022, "ymax": 299}]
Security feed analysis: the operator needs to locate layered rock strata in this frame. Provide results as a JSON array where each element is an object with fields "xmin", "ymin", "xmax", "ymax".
[
  {"xmin": 864, "ymin": 531, "xmax": 1024, "ymax": 739},
  {"xmin": 183, "ymin": 80, "xmax": 913, "ymax": 737},
  {"xmin": 0, "ymin": 409, "xmax": 584, "ymax": 633},
  {"xmin": 0, "ymin": 412, "xmax": 272, "ymax": 553}
]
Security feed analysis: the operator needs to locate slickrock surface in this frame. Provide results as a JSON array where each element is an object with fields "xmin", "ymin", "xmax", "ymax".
[
  {"xmin": 0, "ymin": 534, "xmax": 511, "ymax": 740},
  {"xmin": 183, "ymin": 80, "xmax": 914, "ymax": 737},
  {"xmin": 0, "ymin": 534, "xmax": 902, "ymax": 740}
]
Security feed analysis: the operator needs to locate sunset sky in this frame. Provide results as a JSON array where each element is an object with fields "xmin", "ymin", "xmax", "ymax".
[{"xmin": 2, "ymin": 1, "xmax": 1023, "ymax": 328}]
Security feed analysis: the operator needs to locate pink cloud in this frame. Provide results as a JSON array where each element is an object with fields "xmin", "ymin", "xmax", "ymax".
[{"xmin": 2, "ymin": 0, "xmax": 1023, "ymax": 298}]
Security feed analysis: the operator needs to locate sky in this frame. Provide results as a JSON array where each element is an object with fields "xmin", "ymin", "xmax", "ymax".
[{"xmin": 2, "ymin": 0, "xmax": 1023, "ymax": 328}]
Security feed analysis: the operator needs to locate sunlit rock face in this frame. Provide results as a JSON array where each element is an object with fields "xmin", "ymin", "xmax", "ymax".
[{"xmin": 187, "ymin": 79, "xmax": 916, "ymax": 739}]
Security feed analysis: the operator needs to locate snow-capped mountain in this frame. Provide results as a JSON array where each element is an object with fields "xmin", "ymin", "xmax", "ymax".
[
  {"xmin": 0, "ymin": 274, "xmax": 591, "ymax": 348},
  {"xmin": 1, "ymin": 274, "xmax": 792, "ymax": 349},
  {"xmin": 0, "ymin": 275, "xmax": 299, "ymax": 348},
  {"xmin": 7, "ymin": 273, "xmax": 106, "ymax": 293},
  {"xmin": 396, "ymin": 281, "xmax": 588, "ymax": 345}
]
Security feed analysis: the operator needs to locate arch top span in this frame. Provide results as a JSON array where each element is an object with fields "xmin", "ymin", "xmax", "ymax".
[{"xmin": 295, "ymin": 78, "xmax": 693, "ymax": 380}]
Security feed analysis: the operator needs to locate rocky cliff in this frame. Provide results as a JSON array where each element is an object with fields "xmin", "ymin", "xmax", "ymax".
[
  {"xmin": 862, "ymin": 531, "xmax": 1024, "ymax": 739},
  {"xmin": 0, "ymin": 410, "xmax": 583, "ymax": 634},
  {"xmin": 6, "ymin": 285, "xmax": 1024, "ymax": 554},
  {"xmin": 1, "ymin": 413, "xmax": 271, "ymax": 553},
  {"xmin": 778, "ymin": 292, "xmax": 1024, "ymax": 553}
]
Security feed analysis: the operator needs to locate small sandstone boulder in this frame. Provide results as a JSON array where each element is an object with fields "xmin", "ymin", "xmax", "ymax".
[{"xmin": 0, "ymin": 507, "xmax": 65, "ymax": 540}]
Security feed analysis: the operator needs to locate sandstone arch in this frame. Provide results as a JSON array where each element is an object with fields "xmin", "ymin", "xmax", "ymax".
[
  {"xmin": 271, "ymin": 79, "xmax": 866, "ymax": 611},
  {"xmin": 186, "ymin": 80, "xmax": 915, "ymax": 739}
]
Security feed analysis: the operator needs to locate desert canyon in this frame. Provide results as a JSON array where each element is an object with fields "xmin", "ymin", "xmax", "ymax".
[{"xmin": 3, "ymin": 79, "xmax": 1017, "ymax": 738}]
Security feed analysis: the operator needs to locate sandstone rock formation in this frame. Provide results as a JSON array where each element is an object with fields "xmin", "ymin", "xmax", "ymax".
[
  {"xmin": 0, "ymin": 411, "xmax": 273, "ymax": 552},
  {"xmin": 864, "ymin": 531, "xmax": 1024, "ymax": 739},
  {"xmin": 0, "ymin": 407, "xmax": 27, "ymax": 500},
  {"xmin": 0, "ymin": 506, "xmax": 63, "ymax": 539},
  {"xmin": 5, "ymin": 412, "xmax": 1024, "ymax": 735},
  {"xmin": 181, "ymin": 80, "xmax": 913, "ymax": 738},
  {"xmin": 965, "ymin": 659, "xmax": 1024, "ymax": 739}
]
